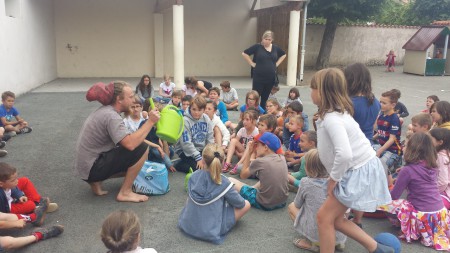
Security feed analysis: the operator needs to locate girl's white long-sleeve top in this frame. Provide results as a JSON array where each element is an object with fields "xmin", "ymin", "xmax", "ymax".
[{"xmin": 316, "ymin": 111, "xmax": 376, "ymax": 181}]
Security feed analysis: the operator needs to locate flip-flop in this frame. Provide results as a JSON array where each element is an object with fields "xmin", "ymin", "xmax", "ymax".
[{"xmin": 293, "ymin": 238, "xmax": 319, "ymax": 252}]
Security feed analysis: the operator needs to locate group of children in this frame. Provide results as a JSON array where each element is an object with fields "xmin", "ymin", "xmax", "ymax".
[
  {"xmin": 116, "ymin": 67, "xmax": 450, "ymax": 253},
  {"xmin": 0, "ymin": 91, "xmax": 66, "ymax": 251}
]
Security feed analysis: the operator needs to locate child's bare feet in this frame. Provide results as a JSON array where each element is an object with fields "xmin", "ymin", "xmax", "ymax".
[
  {"xmin": 116, "ymin": 191, "xmax": 149, "ymax": 203},
  {"xmin": 89, "ymin": 182, "xmax": 108, "ymax": 196}
]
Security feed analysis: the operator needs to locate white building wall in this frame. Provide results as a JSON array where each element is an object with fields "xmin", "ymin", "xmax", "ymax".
[
  {"xmin": 54, "ymin": 0, "xmax": 256, "ymax": 78},
  {"xmin": 0, "ymin": 0, "xmax": 56, "ymax": 96}
]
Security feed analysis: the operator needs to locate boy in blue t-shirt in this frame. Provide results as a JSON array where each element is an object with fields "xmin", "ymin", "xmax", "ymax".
[
  {"xmin": 373, "ymin": 89, "xmax": 402, "ymax": 174},
  {"xmin": 285, "ymin": 115, "xmax": 304, "ymax": 170},
  {"xmin": 0, "ymin": 91, "xmax": 32, "ymax": 137}
]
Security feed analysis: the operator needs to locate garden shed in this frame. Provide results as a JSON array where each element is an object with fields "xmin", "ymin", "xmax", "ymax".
[{"xmin": 402, "ymin": 25, "xmax": 450, "ymax": 76}]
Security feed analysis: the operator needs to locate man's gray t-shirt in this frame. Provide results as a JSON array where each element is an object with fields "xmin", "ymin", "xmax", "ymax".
[
  {"xmin": 74, "ymin": 105, "xmax": 128, "ymax": 180},
  {"xmin": 249, "ymin": 153, "xmax": 289, "ymax": 208}
]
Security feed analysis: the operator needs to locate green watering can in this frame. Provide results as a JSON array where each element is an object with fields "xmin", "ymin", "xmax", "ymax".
[{"xmin": 149, "ymin": 98, "xmax": 184, "ymax": 143}]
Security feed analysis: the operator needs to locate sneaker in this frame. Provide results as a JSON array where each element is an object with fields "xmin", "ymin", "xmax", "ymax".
[
  {"xmin": 335, "ymin": 243, "xmax": 345, "ymax": 251},
  {"xmin": 0, "ymin": 135, "xmax": 10, "ymax": 142},
  {"xmin": 0, "ymin": 150, "xmax": 7, "ymax": 158},
  {"xmin": 34, "ymin": 225, "xmax": 64, "ymax": 240},
  {"xmin": 32, "ymin": 197, "xmax": 49, "ymax": 226},
  {"xmin": 5, "ymin": 131, "xmax": 16, "ymax": 138},
  {"xmin": 19, "ymin": 127, "xmax": 32, "ymax": 134},
  {"xmin": 0, "ymin": 141, "xmax": 5, "ymax": 149},
  {"xmin": 47, "ymin": 203, "xmax": 59, "ymax": 213}
]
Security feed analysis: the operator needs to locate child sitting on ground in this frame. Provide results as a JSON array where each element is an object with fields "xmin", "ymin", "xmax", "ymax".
[
  {"xmin": 205, "ymin": 101, "xmax": 230, "ymax": 150},
  {"xmin": 285, "ymin": 87, "xmax": 302, "ymax": 107},
  {"xmin": 219, "ymin": 81, "xmax": 239, "ymax": 111},
  {"xmin": 268, "ymin": 86, "xmax": 280, "ymax": 100},
  {"xmin": 373, "ymin": 89, "xmax": 403, "ymax": 175},
  {"xmin": 168, "ymin": 90, "xmax": 182, "ymax": 108},
  {"xmin": 0, "ymin": 91, "xmax": 32, "ymax": 136},
  {"xmin": 378, "ymin": 132, "xmax": 450, "ymax": 250},
  {"xmin": 422, "ymin": 95, "xmax": 439, "ymax": 113},
  {"xmin": 229, "ymin": 132, "xmax": 289, "ymax": 211},
  {"xmin": 180, "ymin": 95, "xmax": 192, "ymax": 115},
  {"xmin": 228, "ymin": 114, "xmax": 278, "ymax": 175},
  {"xmin": 282, "ymin": 101, "xmax": 308, "ymax": 149},
  {"xmin": 288, "ymin": 149, "xmax": 346, "ymax": 252},
  {"xmin": 288, "ymin": 130, "xmax": 317, "ymax": 189},
  {"xmin": 0, "ymin": 211, "xmax": 63, "ymax": 251},
  {"xmin": 429, "ymin": 128, "xmax": 450, "ymax": 209},
  {"xmin": 0, "ymin": 162, "xmax": 58, "ymax": 226},
  {"xmin": 410, "ymin": 113, "xmax": 432, "ymax": 134},
  {"xmin": 431, "ymin": 101, "xmax": 450, "ymax": 130},
  {"xmin": 265, "ymin": 98, "xmax": 284, "ymax": 138},
  {"xmin": 178, "ymin": 144, "xmax": 250, "ymax": 244},
  {"xmin": 101, "ymin": 210, "xmax": 157, "ymax": 253},
  {"xmin": 285, "ymin": 115, "xmax": 304, "ymax": 170},
  {"xmin": 140, "ymin": 101, "xmax": 176, "ymax": 173},
  {"xmin": 157, "ymin": 74, "xmax": 176, "ymax": 104},
  {"xmin": 223, "ymin": 109, "xmax": 259, "ymax": 173},
  {"xmin": 208, "ymin": 87, "xmax": 230, "ymax": 127},
  {"xmin": 123, "ymin": 96, "xmax": 148, "ymax": 134},
  {"xmin": 391, "ymin": 89, "xmax": 409, "ymax": 124},
  {"xmin": 174, "ymin": 96, "xmax": 214, "ymax": 173},
  {"xmin": 231, "ymin": 91, "xmax": 265, "ymax": 133}
]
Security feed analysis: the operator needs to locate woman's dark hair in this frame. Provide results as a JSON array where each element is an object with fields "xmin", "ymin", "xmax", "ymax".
[
  {"xmin": 288, "ymin": 88, "xmax": 300, "ymax": 99},
  {"xmin": 344, "ymin": 63, "xmax": 375, "ymax": 105},
  {"xmin": 136, "ymin": 74, "xmax": 152, "ymax": 98}
]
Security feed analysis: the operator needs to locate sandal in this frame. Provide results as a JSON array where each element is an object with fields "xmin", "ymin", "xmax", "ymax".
[
  {"xmin": 293, "ymin": 238, "xmax": 319, "ymax": 252},
  {"xmin": 229, "ymin": 164, "xmax": 239, "ymax": 175},
  {"xmin": 222, "ymin": 162, "xmax": 232, "ymax": 173}
]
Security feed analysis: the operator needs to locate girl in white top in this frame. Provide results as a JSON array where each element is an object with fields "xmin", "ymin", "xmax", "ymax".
[
  {"xmin": 310, "ymin": 68, "xmax": 392, "ymax": 253},
  {"xmin": 205, "ymin": 101, "xmax": 230, "ymax": 149},
  {"xmin": 157, "ymin": 74, "xmax": 176, "ymax": 103},
  {"xmin": 123, "ymin": 96, "xmax": 148, "ymax": 134},
  {"xmin": 223, "ymin": 109, "xmax": 259, "ymax": 172},
  {"xmin": 101, "ymin": 210, "xmax": 157, "ymax": 253}
]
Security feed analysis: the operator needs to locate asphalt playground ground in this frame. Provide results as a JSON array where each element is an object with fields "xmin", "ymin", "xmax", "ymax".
[{"xmin": 1, "ymin": 66, "xmax": 449, "ymax": 252}]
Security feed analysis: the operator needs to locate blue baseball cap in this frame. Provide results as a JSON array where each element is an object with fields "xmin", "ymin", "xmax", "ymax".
[{"xmin": 254, "ymin": 132, "xmax": 283, "ymax": 154}]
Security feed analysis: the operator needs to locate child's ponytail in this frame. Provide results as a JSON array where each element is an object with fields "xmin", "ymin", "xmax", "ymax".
[{"xmin": 202, "ymin": 144, "xmax": 224, "ymax": 185}]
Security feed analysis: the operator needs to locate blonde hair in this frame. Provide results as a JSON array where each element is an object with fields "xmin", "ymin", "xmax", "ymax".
[
  {"xmin": 202, "ymin": 144, "xmax": 224, "ymax": 184},
  {"xmin": 310, "ymin": 68, "xmax": 353, "ymax": 119},
  {"xmin": 304, "ymin": 149, "xmax": 329, "ymax": 178},
  {"xmin": 101, "ymin": 210, "xmax": 140, "ymax": 253},
  {"xmin": 262, "ymin": 30, "xmax": 274, "ymax": 40},
  {"xmin": 163, "ymin": 74, "xmax": 171, "ymax": 81}
]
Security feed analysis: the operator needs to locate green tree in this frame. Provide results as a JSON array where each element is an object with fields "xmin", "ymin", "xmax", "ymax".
[
  {"xmin": 308, "ymin": 0, "xmax": 386, "ymax": 69},
  {"xmin": 411, "ymin": 0, "xmax": 450, "ymax": 25}
]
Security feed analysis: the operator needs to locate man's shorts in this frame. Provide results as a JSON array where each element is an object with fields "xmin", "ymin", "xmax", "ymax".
[
  {"xmin": 86, "ymin": 143, "xmax": 148, "ymax": 182},
  {"xmin": 239, "ymin": 185, "xmax": 286, "ymax": 211}
]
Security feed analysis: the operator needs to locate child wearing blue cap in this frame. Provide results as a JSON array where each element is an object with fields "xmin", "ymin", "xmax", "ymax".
[{"xmin": 229, "ymin": 132, "xmax": 288, "ymax": 211}]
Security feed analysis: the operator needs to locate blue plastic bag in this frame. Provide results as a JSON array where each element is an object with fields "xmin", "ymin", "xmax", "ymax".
[{"xmin": 132, "ymin": 161, "xmax": 170, "ymax": 196}]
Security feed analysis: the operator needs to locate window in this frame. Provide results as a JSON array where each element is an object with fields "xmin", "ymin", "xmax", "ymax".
[{"xmin": 5, "ymin": 0, "xmax": 20, "ymax": 18}]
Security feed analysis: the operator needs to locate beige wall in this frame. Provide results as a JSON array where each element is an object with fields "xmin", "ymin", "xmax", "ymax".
[
  {"xmin": 403, "ymin": 50, "xmax": 426, "ymax": 75},
  {"xmin": 304, "ymin": 25, "xmax": 418, "ymax": 67},
  {"xmin": 54, "ymin": 0, "xmax": 155, "ymax": 78},
  {"xmin": 0, "ymin": 0, "xmax": 56, "ymax": 95},
  {"xmin": 55, "ymin": 0, "xmax": 257, "ymax": 78}
]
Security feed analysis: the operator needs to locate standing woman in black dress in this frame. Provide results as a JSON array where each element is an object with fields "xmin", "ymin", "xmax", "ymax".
[{"xmin": 242, "ymin": 30, "xmax": 286, "ymax": 108}]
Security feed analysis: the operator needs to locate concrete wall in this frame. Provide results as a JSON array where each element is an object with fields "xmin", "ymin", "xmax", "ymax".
[
  {"xmin": 403, "ymin": 50, "xmax": 426, "ymax": 75},
  {"xmin": 0, "ymin": 0, "xmax": 56, "ymax": 95},
  {"xmin": 305, "ymin": 24, "xmax": 418, "ymax": 67},
  {"xmin": 54, "ymin": 0, "xmax": 256, "ymax": 78}
]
